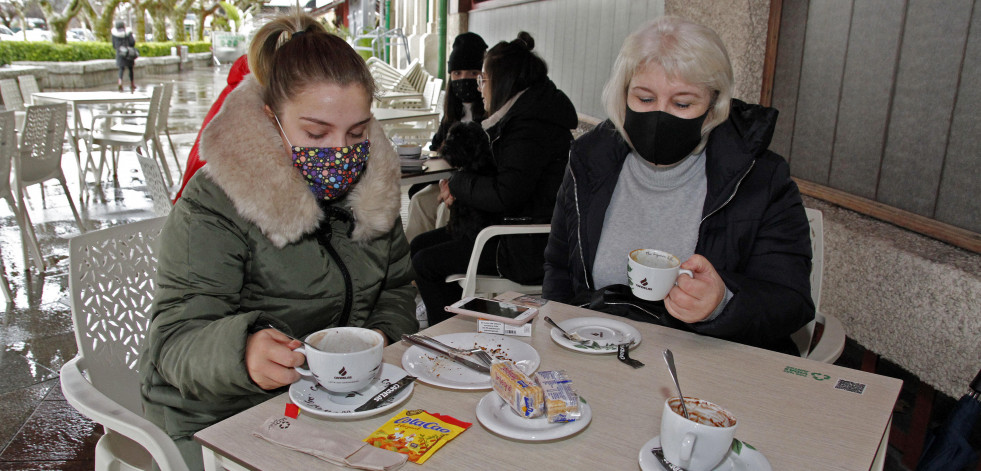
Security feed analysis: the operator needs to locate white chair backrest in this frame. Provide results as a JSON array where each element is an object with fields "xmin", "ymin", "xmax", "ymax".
[
  {"xmin": 17, "ymin": 75, "xmax": 40, "ymax": 106},
  {"xmin": 0, "ymin": 79, "xmax": 24, "ymax": 112},
  {"xmin": 0, "ymin": 111, "xmax": 14, "ymax": 187},
  {"xmin": 156, "ymin": 82, "xmax": 174, "ymax": 133},
  {"xmin": 18, "ymin": 103, "xmax": 67, "ymax": 183},
  {"xmin": 427, "ymin": 78, "xmax": 443, "ymax": 111},
  {"xmin": 137, "ymin": 153, "xmax": 173, "ymax": 216},
  {"xmin": 805, "ymin": 208, "xmax": 823, "ymax": 311},
  {"xmin": 791, "ymin": 208, "xmax": 824, "ymax": 356},
  {"xmin": 68, "ymin": 217, "xmax": 168, "ymax": 415},
  {"xmin": 141, "ymin": 85, "xmax": 164, "ymax": 138}
]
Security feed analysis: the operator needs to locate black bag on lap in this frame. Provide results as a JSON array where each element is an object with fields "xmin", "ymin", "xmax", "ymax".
[{"xmin": 569, "ymin": 284, "xmax": 696, "ymax": 333}]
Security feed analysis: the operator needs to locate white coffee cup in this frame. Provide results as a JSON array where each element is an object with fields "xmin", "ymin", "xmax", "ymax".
[
  {"xmin": 660, "ymin": 397, "xmax": 738, "ymax": 471},
  {"xmin": 294, "ymin": 327, "xmax": 384, "ymax": 393},
  {"xmin": 627, "ymin": 249, "xmax": 694, "ymax": 301}
]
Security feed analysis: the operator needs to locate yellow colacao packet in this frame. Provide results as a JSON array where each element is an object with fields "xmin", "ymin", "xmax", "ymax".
[{"xmin": 364, "ymin": 409, "xmax": 468, "ymax": 464}]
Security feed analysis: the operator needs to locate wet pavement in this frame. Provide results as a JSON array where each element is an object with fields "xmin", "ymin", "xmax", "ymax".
[{"xmin": 0, "ymin": 64, "xmax": 225, "ymax": 468}]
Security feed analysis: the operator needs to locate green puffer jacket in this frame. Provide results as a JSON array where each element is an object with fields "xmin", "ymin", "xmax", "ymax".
[{"xmin": 139, "ymin": 76, "xmax": 418, "ymax": 451}]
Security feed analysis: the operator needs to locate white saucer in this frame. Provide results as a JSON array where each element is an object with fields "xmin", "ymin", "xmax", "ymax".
[
  {"xmin": 289, "ymin": 363, "xmax": 413, "ymax": 419},
  {"xmin": 548, "ymin": 317, "xmax": 642, "ymax": 354},
  {"xmin": 475, "ymin": 392, "xmax": 591, "ymax": 441},
  {"xmin": 638, "ymin": 436, "xmax": 772, "ymax": 471},
  {"xmin": 401, "ymin": 332, "xmax": 540, "ymax": 390}
]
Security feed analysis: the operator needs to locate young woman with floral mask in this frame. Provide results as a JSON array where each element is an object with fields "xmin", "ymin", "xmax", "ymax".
[
  {"xmin": 543, "ymin": 16, "xmax": 814, "ymax": 355},
  {"xmin": 139, "ymin": 13, "xmax": 417, "ymax": 469}
]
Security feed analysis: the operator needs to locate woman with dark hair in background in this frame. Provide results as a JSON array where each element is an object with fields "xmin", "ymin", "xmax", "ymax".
[
  {"xmin": 139, "ymin": 13, "xmax": 417, "ymax": 468},
  {"xmin": 404, "ymin": 32, "xmax": 488, "ymax": 241},
  {"xmin": 410, "ymin": 31, "xmax": 577, "ymax": 325},
  {"xmin": 111, "ymin": 20, "xmax": 136, "ymax": 91}
]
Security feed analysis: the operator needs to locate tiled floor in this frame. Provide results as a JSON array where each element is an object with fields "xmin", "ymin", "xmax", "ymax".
[{"xmin": 1, "ymin": 64, "xmax": 977, "ymax": 470}]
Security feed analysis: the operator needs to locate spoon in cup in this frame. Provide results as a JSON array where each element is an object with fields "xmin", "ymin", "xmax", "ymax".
[{"xmin": 663, "ymin": 348, "xmax": 690, "ymax": 420}]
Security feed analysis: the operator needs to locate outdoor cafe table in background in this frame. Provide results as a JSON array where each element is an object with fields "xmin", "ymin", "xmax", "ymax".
[
  {"xmin": 31, "ymin": 91, "xmax": 151, "ymax": 186},
  {"xmin": 195, "ymin": 301, "xmax": 901, "ymax": 470},
  {"xmin": 374, "ymin": 90, "xmax": 425, "ymax": 108},
  {"xmin": 400, "ymin": 155, "xmax": 453, "ymax": 186},
  {"xmin": 372, "ymin": 107, "xmax": 440, "ymax": 126}
]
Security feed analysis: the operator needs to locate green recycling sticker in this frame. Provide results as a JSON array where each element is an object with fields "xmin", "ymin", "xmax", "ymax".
[{"xmin": 783, "ymin": 365, "xmax": 830, "ymax": 381}]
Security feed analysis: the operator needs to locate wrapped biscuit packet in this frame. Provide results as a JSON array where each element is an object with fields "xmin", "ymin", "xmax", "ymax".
[
  {"xmin": 364, "ymin": 409, "xmax": 470, "ymax": 464},
  {"xmin": 534, "ymin": 370, "xmax": 582, "ymax": 423},
  {"xmin": 491, "ymin": 360, "xmax": 544, "ymax": 418}
]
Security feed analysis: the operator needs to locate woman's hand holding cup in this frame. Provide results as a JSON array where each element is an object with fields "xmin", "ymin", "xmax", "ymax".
[
  {"xmin": 245, "ymin": 328, "xmax": 306, "ymax": 390},
  {"xmin": 664, "ymin": 255, "xmax": 726, "ymax": 323}
]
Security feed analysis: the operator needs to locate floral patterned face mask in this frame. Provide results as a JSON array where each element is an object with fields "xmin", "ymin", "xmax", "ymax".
[{"xmin": 275, "ymin": 115, "xmax": 370, "ymax": 201}]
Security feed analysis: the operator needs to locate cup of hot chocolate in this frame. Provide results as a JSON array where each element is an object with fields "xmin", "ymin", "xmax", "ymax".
[
  {"xmin": 660, "ymin": 396, "xmax": 738, "ymax": 471},
  {"xmin": 294, "ymin": 327, "xmax": 384, "ymax": 393},
  {"xmin": 627, "ymin": 249, "xmax": 694, "ymax": 301}
]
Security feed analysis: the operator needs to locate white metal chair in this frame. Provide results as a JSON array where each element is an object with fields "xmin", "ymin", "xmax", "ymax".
[
  {"xmin": 17, "ymin": 74, "xmax": 40, "ymax": 106},
  {"xmin": 110, "ymin": 83, "xmax": 182, "ymax": 182},
  {"xmin": 791, "ymin": 208, "xmax": 846, "ymax": 362},
  {"xmin": 89, "ymin": 86, "xmax": 172, "ymax": 186},
  {"xmin": 445, "ymin": 224, "xmax": 552, "ymax": 298},
  {"xmin": 0, "ymin": 111, "xmax": 20, "ymax": 300},
  {"xmin": 60, "ymin": 216, "xmax": 189, "ymax": 471},
  {"xmin": 14, "ymin": 103, "xmax": 86, "ymax": 272},
  {"xmin": 0, "ymin": 78, "xmax": 26, "ymax": 130},
  {"xmin": 136, "ymin": 149, "xmax": 172, "ymax": 217}
]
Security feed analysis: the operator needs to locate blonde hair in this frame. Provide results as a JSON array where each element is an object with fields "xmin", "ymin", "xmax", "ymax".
[
  {"xmin": 248, "ymin": 12, "xmax": 375, "ymax": 112},
  {"xmin": 601, "ymin": 16, "xmax": 733, "ymax": 154}
]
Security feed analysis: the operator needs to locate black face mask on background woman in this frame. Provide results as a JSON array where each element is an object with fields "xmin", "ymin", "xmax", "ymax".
[
  {"xmin": 450, "ymin": 78, "xmax": 481, "ymax": 103},
  {"xmin": 622, "ymin": 107, "xmax": 708, "ymax": 166}
]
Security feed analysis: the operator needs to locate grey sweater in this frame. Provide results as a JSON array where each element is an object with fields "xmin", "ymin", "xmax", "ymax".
[{"xmin": 592, "ymin": 151, "xmax": 731, "ymax": 320}]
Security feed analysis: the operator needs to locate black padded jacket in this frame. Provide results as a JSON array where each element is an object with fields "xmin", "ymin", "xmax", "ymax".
[{"xmin": 543, "ymin": 99, "xmax": 814, "ymax": 352}]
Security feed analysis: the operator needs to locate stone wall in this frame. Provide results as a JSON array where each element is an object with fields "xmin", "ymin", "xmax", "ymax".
[
  {"xmin": 11, "ymin": 54, "xmax": 215, "ymax": 90},
  {"xmin": 805, "ymin": 196, "xmax": 981, "ymax": 398},
  {"xmin": 665, "ymin": 0, "xmax": 770, "ymax": 103}
]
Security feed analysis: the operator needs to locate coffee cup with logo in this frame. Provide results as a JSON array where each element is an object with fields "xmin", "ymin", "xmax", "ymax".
[
  {"xmin": 294, "ymin": 327, "xmax": 384, "ymax": 393},
  {"xmin": 627, "ymin": 249, "xmax": 694, "ymax": 301},
  {"xmin": 660, "ymin": 397, "xmax": 738, "ymax": 471}
]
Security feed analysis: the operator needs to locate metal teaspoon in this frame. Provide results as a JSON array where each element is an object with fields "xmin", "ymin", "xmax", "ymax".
[{"xmin": 663, "ymin": 348, "xmax": 690, "ymax": 420}]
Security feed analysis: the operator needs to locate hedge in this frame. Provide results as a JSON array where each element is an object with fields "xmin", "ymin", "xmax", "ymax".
[{"xmin": 0, "ymin": 41, "xmax": 211, "ymax": 66}]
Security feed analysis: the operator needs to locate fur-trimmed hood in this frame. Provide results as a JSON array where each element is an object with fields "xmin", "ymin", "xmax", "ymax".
[
  {"xmin": 111, "ymin": 28, "xmax": 132, "ymax": 38},
  {"xmin": 199, "ymin": 75, "xmax": 401, "ymax": 247}
]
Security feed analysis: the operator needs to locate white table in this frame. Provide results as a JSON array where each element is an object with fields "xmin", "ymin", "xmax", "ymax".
[
  {"xmin": 400, "ymin": 157, "xmax": 453, "ymax": 186},
  {"xmin": 32, "ymin": 91, "xmax": 151, "ymax": 185},
  {"xmin": 196, "ymin": 301, "xmax": 901, "ymax": 470},
  {"xmin": 374, "ymin": 91, "xmax": 425, "ymax": 108},
  {"xmin": 372, "ymin": 107, "xmax": 439, "ymax": 126}
]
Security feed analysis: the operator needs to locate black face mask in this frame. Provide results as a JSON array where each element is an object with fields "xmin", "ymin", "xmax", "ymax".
[
  {"xmin": 622, "ymin": 107, "xmax": 708, "ymax": 165},
  {"xmin": 450, "ymin": 78, "xmax": 481, "ymax": 103}
]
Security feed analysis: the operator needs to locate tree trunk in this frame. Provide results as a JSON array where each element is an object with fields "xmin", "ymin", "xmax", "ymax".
[
  {"xmin": 135, "ymin": 4, "xmax": 147, "ymax": 42},
  {"xmin": 94, "ymin": 0, "xmax": 124, "ymax": 42}
]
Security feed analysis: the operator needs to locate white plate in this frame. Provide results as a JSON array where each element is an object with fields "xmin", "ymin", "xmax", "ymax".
[
  {"xmin": 400, "ymin": 332, "xmax": 540, "ymax": 390},
  {"xmin": 548, "ymin": 317, "xmax": 642, "ymax": 354},
  {"xmin": 638, "ymin": 436, "xmax": 772, "ymax": 471},
  {"xmin": 289, "ymin": 363, "xmax": 413, "ymax": 419},
  {"xmin": 476, "ymin": 392, "xmax": 591, "ymax": 441}
]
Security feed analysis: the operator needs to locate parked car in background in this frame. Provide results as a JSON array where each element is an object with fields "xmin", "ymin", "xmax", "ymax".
[
  {"xmin": 0, "ymin": 25, "xmax": 14, "ymax": 40},
  {"xmin": 67, "ymin": 28, "xmax": 96, "ymax": 42},
  {"xmin": 22, "ymin": 28, "xmax": 52, "ymax": 41}
]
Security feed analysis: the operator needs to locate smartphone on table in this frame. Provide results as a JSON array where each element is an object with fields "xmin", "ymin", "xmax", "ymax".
[{"xmin": 445, "ymin": 296, "xmax": 539, "ymax": 325}]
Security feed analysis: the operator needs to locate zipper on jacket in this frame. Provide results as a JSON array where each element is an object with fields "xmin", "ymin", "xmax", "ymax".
[
  {"xmin": 700, "ymin": 161, "xmax": 755, "ymax": 225},
  {"xmin": 570, "ymin": 165, "xmax": 591, "ymax": 291},
  {"xmin": 315, "ymin": 209, "xmax": 355, "ymax": 327}
]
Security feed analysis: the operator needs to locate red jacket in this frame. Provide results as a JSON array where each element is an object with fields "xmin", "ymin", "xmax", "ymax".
[{"xmin": 174, "ymin": 54, "xmax": 251, "ymax": 201}]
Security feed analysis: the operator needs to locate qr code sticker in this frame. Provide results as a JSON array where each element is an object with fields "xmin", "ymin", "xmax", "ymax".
[{"xmin": 835, "ymin": 379, "xmax": 867, "ymax": 394}]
